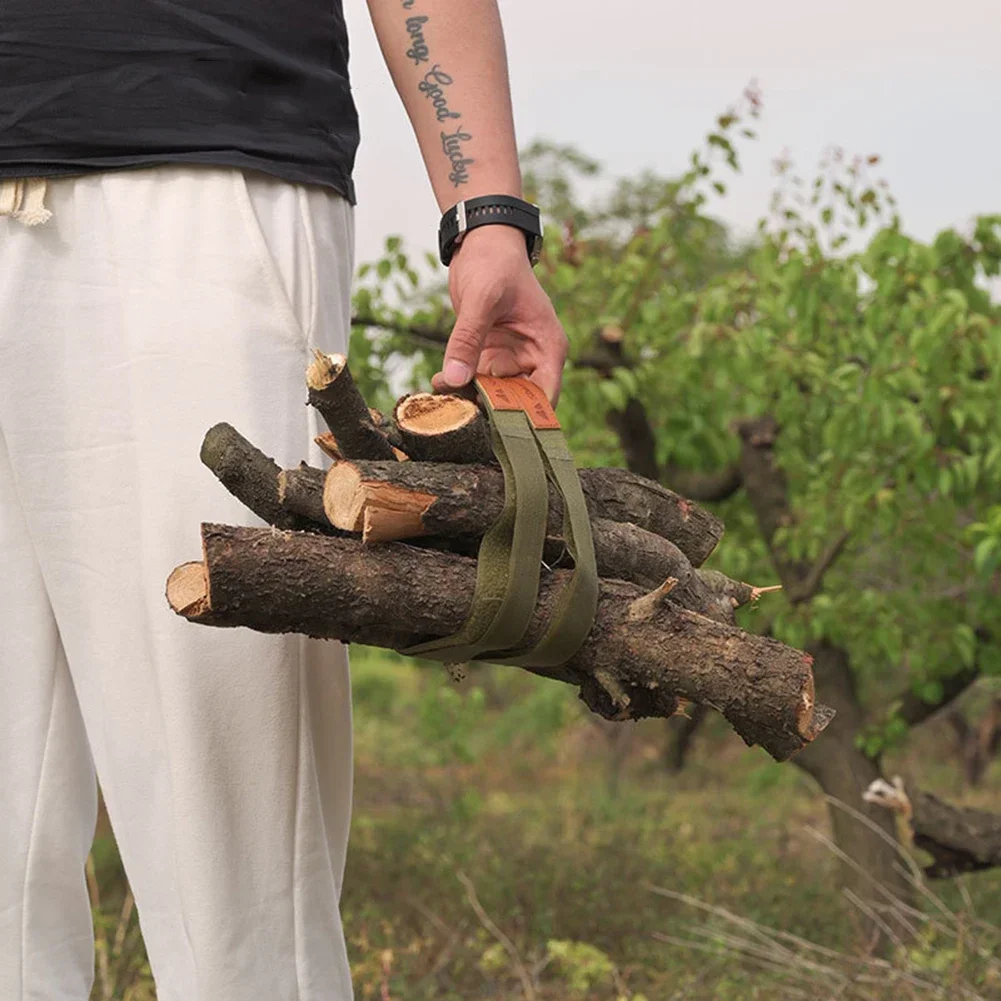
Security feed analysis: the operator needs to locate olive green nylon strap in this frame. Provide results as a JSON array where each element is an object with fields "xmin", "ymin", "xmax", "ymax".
[
  {"xmin": 404, "ymin": 380, "xmax": 599, "ymax": 669},
  {"xmin": 403, "ymin": 408, "xmax": 547, "ymax": 661},
  {"xmin": 484, "ymin": 427, "xmax": 599, "ymax": 669}
]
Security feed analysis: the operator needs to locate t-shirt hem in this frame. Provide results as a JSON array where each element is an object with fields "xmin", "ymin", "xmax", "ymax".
[{"xmin": 0, "ymin": 151, "xmax": 357, "ymax": 205}]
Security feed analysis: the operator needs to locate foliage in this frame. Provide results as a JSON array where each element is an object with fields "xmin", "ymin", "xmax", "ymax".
[
  {"xmin": 86, "ymin": 90, "xmax": 1001, "ymax": 1001},
  {"xmin": 349, "ymin": 87, "xmax": 1001, "ymax": 757}
]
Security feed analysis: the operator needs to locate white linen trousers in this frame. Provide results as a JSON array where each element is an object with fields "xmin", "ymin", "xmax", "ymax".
[{"xmin": 0, "ymin": 165, "xmax": 356, "ymax": 1001}]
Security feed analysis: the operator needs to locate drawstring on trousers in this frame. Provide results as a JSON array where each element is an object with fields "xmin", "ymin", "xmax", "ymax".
[{"xmin": 0, "ymin": 177, "xmax": 52, "ymax": 226}]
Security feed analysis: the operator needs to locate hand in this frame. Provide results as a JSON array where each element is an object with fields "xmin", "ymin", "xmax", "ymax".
[{"xmin": 431, "ymin": 224, "xmax": 569, "ymax": 405}]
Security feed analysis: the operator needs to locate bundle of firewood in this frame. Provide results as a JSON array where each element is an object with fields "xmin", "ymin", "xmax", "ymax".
[{"xmin": 166, "ymin": 352, "xmax": 833, "ymax": 761}]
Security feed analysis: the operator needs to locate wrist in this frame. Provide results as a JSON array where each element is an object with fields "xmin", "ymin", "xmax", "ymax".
[
  {"xmin": 451, "ymin": 223, "xmax": 527, "ymax": 259},
  {"xmin": 438, "ymin": 194, "xmax": 543, "ymax": 267}
]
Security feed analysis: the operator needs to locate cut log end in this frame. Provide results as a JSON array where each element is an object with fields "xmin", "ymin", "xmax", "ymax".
[
  {"xmin": 796, "ymin": 675, "xmax": 815, "ymax": 733},
  {"xmin": 395, "ymin": 393, "xmax": 480, "ymax": 436},
  {"xmin": 323, "ymin": 462, "xmax": 436, "ymax": 538},
  {"xmin": 306, "ymin": 350, "xmax": 347, "ymax": 391},
  {"xmin": 166, "ymin": 561, "xmax": 210, "ymax": 617},
  {"xmin": 363, "ymin": 504, "xmax": 423, "ymax": 543},
  {"xmin": 392, "ymin": 392, "xmax": 494, "ymax": 464},
  {"xmin": 324, "ymin": 463, "xmax": 365, "ymax": 531}
]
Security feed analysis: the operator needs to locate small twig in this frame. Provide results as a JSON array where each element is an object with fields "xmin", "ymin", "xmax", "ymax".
[
  {"xmin": 788, "ymin": 529, "xmax": 851, "ymax": 604},
  {"xmin": 416, "ymin": 919, "xmax": 471, "ymax": 989},
  {"xmin": 406, "ymin": 895, "xmax": 452, "ymax": 939},
  {"xmin": 110, "ymin": 888, "xmax": 136, "ymax": 989},
  {"xmin": 803, "ymin": 827, "xmax": 921, "ymax": 940},
  {"xmin": 647, "ymin": 884, "xmax": 798, "ymax": 962},
  {"xmin": 352, "ymin": 313, "xmax": 450, "ymax": 347},
  {"xmin": 380, "ymin": 949, "xmax": 393, "ymax": 1001},
  {"xmin": 86, "ymin": 854, "xmax": 113, "ymax": 1001},
  {"xmin": 825, "ymin": 794, "xmax": 925, "ymax": 885},
  {"xmin": 457, "ymin": 870, "xmax": 536, "ymax": 1001},
  {"xmin": 840, "ymin": 888, "xmax": 908, "ymax": 960}
]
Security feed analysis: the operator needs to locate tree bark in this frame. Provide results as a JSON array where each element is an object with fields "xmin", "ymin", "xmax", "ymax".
[
  {"xmin": 278, "ymin": 464, "xmax": 332, "ymax": 528},
  {"xmin": 323, "ymin": 459, "xmax": 724, "ymax": 567},
  {"xmin": 392, "ymin": 393, "xmax": 494, "ymax": 464},
  {"xmin": 735, "ymin": 417, "xmax": 914, "ymax": 940},
  {"xmin": 305, "ymin": 351, "xmax": 397, "ymax": 461},
  {"xmin": 909, "ymin": 791, "xmax": 1001, "ymax": 877},
  {"xmin": 946, "ymin": 699, "xmax": 1001, "ymax": 787},
  {"xmin": 167, "ymin": 523, "xmax": 833, "ymax": 761},
  {"xmin": 864, "ymin": 777, "xmax": 1001, "ymax": 878},
  {"xmin": 199, "ymin": 423, "xmax": 310, "ymax": 532},
  {"xmin": 320, "ymin": 460, "xmax": 741, "ymax": 620},
  {"xmin": 368, "ymin": 408, "xmax": 408, "ymax": 454}
]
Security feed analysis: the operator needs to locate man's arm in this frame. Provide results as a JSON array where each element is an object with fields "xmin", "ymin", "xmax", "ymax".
[{"xmin": 367, "ymin": 0, "xmax": 568, "ymax": 402}]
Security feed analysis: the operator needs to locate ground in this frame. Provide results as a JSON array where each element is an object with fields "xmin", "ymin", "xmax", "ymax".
[{"xmin": 89, "ymin": 646, "xmax": 1001, "ymax": 1001}]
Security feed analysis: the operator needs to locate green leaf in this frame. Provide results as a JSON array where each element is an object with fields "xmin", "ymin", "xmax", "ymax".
[
  {"xmin": 974, "ymin": 537, "xmax": 999, "ymax": 574},
  {"xmin": 954, "ymin": 624, "xmax": 977, "ymax": 668},
  {"xmin": 599, "ymin": 379, "xmax": 628, "ymax": 411}
]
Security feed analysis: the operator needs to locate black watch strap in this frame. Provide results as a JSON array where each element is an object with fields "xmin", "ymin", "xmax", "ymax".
[{"xmin": 439, "ymin": 195, "xmax": 543, "ymax": 267}]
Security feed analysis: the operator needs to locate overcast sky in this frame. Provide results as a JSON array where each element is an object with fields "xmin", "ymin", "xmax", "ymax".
[{"xmin": 345, "ymin": 0, "xmax": 1000, "ymax": 267}]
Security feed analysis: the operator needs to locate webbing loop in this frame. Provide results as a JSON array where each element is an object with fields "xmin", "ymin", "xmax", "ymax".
[{"xmin": 403, "ymin": 376, "xmax": 598, "ymax": 669}]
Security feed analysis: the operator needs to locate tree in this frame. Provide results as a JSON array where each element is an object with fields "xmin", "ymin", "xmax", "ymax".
[{"xmin": 349, "ymin": 88, "xmax": 1001, "ymax": 929}]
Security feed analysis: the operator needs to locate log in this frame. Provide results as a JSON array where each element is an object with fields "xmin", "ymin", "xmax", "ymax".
[
  {"xmin": 316, "ymin": 428, "xmax": 407, "ymax": 463},
  {"xmin": 864, "ymin": 778, "xmax": 1001, "ymax": 878},
  {"xmin": 306, "ymin": 351, "xmax": 396, "ymax": 460},
  {"xmin": 581, "ymin": 466, "xmax": 724, "ymax": 565},
  {"xmin": 166, "ymin": 523, "xmax": 833, "ymax": 761},
  {"xmin": 369, "ymin": 408, "xmax": 409, "ymax": 454},
  {"xmin": 200, "ymin": 423, "xmax": 307, "ymax": 531},
  {"xmin": 278, "ymin": 463, "xmax": 331, "ymax": 527},
  {"xmin": 392, "ymin": 393, "xmax": 494, "ymax": 464},
  {"xmin": 323, "ymin": 460, "xmax": 735, "ymax": 621},
  {"xmin": 203, "ymin": 439, "xmax": 741, "ymax": 623},
  {"xmin": 324, "ymin": 460, "xmax": 724, "ymax": 567}
]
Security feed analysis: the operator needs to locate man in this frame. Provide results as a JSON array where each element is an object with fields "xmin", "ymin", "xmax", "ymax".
[{"xmin": 0, "ymin": 1, "xmax": 568, "ymax": 998}]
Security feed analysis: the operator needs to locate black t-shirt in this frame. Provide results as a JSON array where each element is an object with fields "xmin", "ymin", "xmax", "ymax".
[{"xmin": 0, "ymin": 0, "xmax": 359, "ymax": 201}]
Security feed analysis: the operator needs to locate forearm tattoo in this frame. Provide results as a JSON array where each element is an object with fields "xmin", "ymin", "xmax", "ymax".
[{"xmin": 399, "ymin": 2, "xmax": 474, "ymax": 188}]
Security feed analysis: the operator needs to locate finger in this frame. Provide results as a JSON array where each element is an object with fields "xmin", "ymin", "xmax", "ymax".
[
  {"xmin": 438, "ymin": 295, "xmax": 496, "ymax": 390},
  {"xmin": 529, "ymin": 320, "xmax": 568, "ymax": 405},
  {"xmin": 478, "ymin": 351, "xmax": 522, "ymax": 378},
  {"xmin": 429, "ymin": 372, "xmax": 478, "ymax": 399},
  {"xmin": 531, "ymin": 360, "xmax": 565, "ymax": 407}
]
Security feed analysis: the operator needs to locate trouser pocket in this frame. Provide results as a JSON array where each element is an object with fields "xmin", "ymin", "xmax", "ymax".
[{"xmin": 230, "ymin": 169, "xmax": 317, "ymax": 350}]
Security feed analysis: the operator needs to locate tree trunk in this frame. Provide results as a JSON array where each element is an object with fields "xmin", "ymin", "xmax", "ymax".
[
  {"xmin": 664, "ymin": 703, "xmax": 709, "ymax": 773},
  {"xmin": 946, "ymin": 700, "xmax": 1001, "ymax": 787},
  {"xmin": 792, "ymin": 642, "xmax": 913, "ymax": 944},
  {"xmin": 864, "ymin": 778, "xmax": 1001, "ymax": 878}
]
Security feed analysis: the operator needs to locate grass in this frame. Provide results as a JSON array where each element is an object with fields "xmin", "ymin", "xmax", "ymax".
[{"xmin": 88, "ymin": 647, "xmax": 1001, "ymax": 1000}]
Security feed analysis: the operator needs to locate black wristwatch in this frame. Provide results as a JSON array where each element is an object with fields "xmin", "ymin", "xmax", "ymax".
[{"xmin": 438, "ymin": 195, "xmax": 543, "ymax": 267}]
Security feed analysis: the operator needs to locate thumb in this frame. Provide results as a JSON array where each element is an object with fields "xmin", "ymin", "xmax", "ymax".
[{"xmin": 438, "ymin": 298, "xmax": 494, "ymax": 390}]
